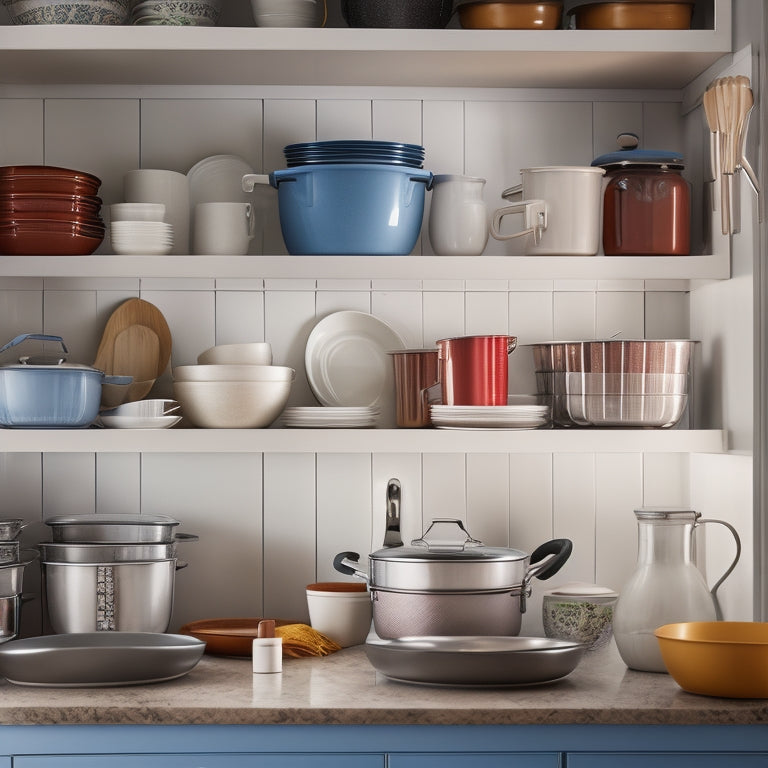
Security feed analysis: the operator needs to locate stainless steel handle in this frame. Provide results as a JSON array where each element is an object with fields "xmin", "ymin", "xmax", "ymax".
[{"xmin": 383, "ymin": 478, "xmax": 403, "ymax": 548}]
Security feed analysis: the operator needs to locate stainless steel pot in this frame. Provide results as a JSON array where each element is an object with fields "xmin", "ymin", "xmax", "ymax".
[
  {"xmin": 39, "ymin": 542, "xmax": 178, "ymax": 563},
  {"xmin": 334, "ymin": 517, "xmax": 572, "ymax": 638},
  {"xmin": 0, "ymin": 519, "xmax": 28, "ymax": 542},
  {"xmin": 0, "ymin": 594, "xmax": 23, "ymax": 644},
  {"xmin": 45, "ymin": 514, "xmax": 197, "ymax": 544},
  {"xmin": 43, "ymin": 558, "xmax": 186, "ymax": 633},
  {"xmin": 0, "ymin": 557, "xmax": 36, "ymax": 598}
]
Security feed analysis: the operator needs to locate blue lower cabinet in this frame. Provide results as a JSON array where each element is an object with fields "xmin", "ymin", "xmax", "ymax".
[
  {"xmin": 390, "ymin": 754, "xmax": 560, "ymax": 768},
  {"xmin": 13, "ymin": 756, "xmax": 384, "ymax": 768},
  {"xmin": 567, "ymin": 754, "xmax": 768, "ymax": 767}
]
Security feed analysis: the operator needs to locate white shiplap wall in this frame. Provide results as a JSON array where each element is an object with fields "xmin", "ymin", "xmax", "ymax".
[{"xmin": 0, "ymin": 87, "xmax": 753, "ymax": 639}]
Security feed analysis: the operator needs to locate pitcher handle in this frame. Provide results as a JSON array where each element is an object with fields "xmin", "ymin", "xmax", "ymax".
[
  {"xmin": 490, "ymin": 199, "xmax": 547, "ymax": 244},
  {"xmin": 698, "ymin": 518, "xmax": 742, "ymax": 620}
]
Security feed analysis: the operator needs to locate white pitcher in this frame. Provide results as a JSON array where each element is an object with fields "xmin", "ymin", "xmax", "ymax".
[{"xmin": 428, "ymin": 174, "xmax": 488, "ymax": 256}]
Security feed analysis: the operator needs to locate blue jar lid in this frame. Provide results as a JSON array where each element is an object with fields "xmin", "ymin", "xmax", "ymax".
[{"xmin": 592, "ymin": 132, "xmax": 684, "ymax": 170}]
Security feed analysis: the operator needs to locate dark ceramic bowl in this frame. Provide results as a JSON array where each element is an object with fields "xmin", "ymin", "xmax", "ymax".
[
  {"xmin": 0, "ymin": 166, "xmax": 102, "ymax": 197},
  {"xmin": 0, "ymin": 193, "xmax": 102, "ymax": 217},
  {"xmin": 341, "ymin": 0, "xmax": 452, "ymax": 28},
  {"xmin": 0, "ymin": 219, "xmax": 105, "ymax": 255}
]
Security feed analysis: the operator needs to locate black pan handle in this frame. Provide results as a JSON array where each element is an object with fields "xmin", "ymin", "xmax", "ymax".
[
  {"xmin": 526, "ymin": 538, "xmax": 573, "ymax": 582},
  {"xmin": 332, "ymin": 551, "xmax": 370, "ymax": 584}
]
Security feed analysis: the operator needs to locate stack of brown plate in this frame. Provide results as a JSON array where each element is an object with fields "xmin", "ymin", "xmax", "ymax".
[{"xmin": 0, "ymin": 165, "xmax": 105, "ymax": 255}]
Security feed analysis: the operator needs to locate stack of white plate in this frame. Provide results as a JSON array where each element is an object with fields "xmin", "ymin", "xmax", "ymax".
[
  {"xmin": 110, "ymin": 221, "xmax": 173, "ymax": 256},
  {"xmin": 282, "ymin": 406, "xmax": 380, "ymax": 429},
  {"xmin": 430, "ymin": 404, "xmax": 551, "ymax": 430}
]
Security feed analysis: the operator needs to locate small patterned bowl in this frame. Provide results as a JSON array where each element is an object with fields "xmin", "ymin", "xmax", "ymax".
[
  {"xmin": 2, "ymin": 0, "xmax": 130, "ymax": 24},
  {"xmin": 542, "ymin": 582, "xmax": 618, "ymax": 651},
  {"xmin": 130, "ymin": 0, "xmax": 222, "ymax": 26}
]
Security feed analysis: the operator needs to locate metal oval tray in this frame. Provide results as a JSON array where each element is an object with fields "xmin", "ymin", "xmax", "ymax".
[
  {"xmin": 364, "ymin": 635, "xmax": 586, "ymax": 687},
  {"xmin": 0, "ymin": 632, "xmax": 206, "ymax": 687}
]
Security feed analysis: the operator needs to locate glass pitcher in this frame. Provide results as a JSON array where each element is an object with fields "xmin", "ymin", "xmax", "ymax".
[{"xmin": 613, "ymin": 507, "xmax": 741, "ymax": 673}]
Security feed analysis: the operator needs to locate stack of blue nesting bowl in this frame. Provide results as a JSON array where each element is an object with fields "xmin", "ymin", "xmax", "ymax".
[{"xmin": 267, "ymin": 140, "xmax": 432, "ymax": 256}]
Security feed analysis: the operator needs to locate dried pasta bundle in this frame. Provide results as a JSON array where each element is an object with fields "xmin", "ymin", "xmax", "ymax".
[{"xmin": 275, "ymin": 623, "xmax": 341, "ymax": 657}]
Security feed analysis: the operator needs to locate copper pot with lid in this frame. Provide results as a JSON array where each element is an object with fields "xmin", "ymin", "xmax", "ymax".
[{"xmin": 592, "ymin": 133, "xmax": 690, "ymax": 256}]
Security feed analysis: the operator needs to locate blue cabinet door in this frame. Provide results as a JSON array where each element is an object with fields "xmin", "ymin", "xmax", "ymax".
[
  {"xmin": 390, "ymin": 753, "xmax": 560, "ymax": 768},
  {"xmin": 13, "ymin": 755, "xmax": 385, "ymax": 768},
  {"xmin": 568, "ymin": 754, "xmax": 768, "ymax": 767}
]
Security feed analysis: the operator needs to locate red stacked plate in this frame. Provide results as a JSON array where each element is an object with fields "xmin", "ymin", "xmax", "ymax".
[{"xmin": 0, "ymin": 166, "xmax": 105, "ymax": 255}]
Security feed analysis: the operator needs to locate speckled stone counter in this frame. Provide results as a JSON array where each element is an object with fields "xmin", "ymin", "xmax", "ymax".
[{"xmin": 0, "ymin": 640, "xmax": 765, "ymax": 726}]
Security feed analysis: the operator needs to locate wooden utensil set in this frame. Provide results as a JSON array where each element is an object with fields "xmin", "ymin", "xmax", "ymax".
[{"xmin": 703, "ymin": 75, "xmax": 761, "ymax": 235}]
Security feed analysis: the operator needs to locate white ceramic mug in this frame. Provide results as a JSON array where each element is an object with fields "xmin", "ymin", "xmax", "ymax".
[
  {"xmin": 428, "ymin": 174, "xmax": 488, "ymax": 256},
  {"xmin": 123, "ymin": 169, "xmax": 190, "ymax": 255},
  {"xmin": 306, "ymin": 582, "xmax": 372, "ymax": 648},
  {"xmin": 193, "ymin": 202, "xmax": 256, "ymax": 255},
  {"xmin": 490, "ymin": 166, "xmax": 606, "ymax": 256}
]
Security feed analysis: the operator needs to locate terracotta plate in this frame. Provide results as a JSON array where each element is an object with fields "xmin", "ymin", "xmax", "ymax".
[{"xmin": 179, "ymin": 618, "xmax": 298, "ymax": 656}]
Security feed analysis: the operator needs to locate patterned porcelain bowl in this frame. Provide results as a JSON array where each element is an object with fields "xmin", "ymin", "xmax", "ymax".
[
  {"xmin": 130, "ymin": 0, "xmax": 222, "ymax": 25},
  {"xmin": 2, "ymin": 0, "xmax": 130, "ymax": 24},
  {"xmin": 542, "ymin": 582, "xmax": 618, "ymax": 651}
]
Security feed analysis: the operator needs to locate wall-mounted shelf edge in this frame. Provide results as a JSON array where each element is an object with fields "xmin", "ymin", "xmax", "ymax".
[
  {"xmin": 0, "ymin": 253, "xmax": 731, "ymax": 282},
  {"xmin": 0, "ymin": 428, "xmax": 726, "ymax": 454},
  {"xmin": 0, "ymin": 14, "xmax": 731, "ymax": 89}
]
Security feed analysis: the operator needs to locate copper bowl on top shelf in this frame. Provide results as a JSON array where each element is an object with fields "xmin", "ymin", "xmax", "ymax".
[
  {"xmin": 457, "ymin": 0, "xmax": 563, "ymax": 29},
  {"xmin": 568, "ymin": 1, "xmax": 694, "ymax": 29}
]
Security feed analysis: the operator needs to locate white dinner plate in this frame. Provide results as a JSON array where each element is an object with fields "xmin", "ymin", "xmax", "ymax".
[
  {"xmin": 305, "ymin": 311, "xmax": 405, "ymax": 426},
  {"xmin": 187, "ymin": 154, "xmax": 255, "ymax": 211}
]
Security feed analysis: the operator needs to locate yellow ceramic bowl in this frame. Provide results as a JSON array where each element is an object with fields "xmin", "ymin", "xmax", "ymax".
[{"xmin": 655, "ymin": 622, "xmax": 768, "ymax": 698}]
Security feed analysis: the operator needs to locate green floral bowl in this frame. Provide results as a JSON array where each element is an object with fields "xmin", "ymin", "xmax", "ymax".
[{"xmin": 542, "ymin": 582, "xmax": 618, "ymax": 651}]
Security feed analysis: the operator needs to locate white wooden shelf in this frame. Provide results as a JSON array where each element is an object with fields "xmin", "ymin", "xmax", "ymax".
[
  {"xmin": 0, "ymin": 22, "xmax": 731, "ymax": 89},
  {"xmin": 0, "ymin": 428, "xmax": 726, "ymax": 454},
  {"xmin": 0, "ymin": 253, "xmax": 731, "ymax": 282}
]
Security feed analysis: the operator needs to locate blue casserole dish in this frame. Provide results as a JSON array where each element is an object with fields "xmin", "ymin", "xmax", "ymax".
[
  {"xmin": 243, "ymin": 164, "xmax": 433, "ymax": 255},
  {"xmin": 0, "ymin": 333, "xmax": 109, "ymax": 429}
]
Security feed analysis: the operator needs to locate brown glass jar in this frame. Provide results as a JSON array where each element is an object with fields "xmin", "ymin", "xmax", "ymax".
[{"xmin": 593, "ymin": 141, "xmax": 690, "ymax": 256}]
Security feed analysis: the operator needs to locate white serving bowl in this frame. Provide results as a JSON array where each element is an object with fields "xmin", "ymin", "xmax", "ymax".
[
  {"xmin": 2, "ymin": 0, "xmax": 130, "ymax": 24},
  {"xmin": 197, "ymin": 342, "xmax": 273, "ymax": 366},
  {"xmin": 173, "ymin": 364, "xmax": 294, "ymax": 383},
  {"xmin": 173, "ymin": 380, "xmax": 292, "ymax": 428}
]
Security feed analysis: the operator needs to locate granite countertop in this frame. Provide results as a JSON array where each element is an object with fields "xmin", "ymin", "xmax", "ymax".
[{"xmin": 0, "ymin": 639, "xmax": 765, "ymax": 726}]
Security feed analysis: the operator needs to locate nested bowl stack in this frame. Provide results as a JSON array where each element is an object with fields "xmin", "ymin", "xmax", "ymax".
[
  {"xmin": 528, "ymin": 339, "xmax": 694, "ymax": 428},
  {"xmin": 0, "ymin": 518, "xmax": 35, "ymax": 645},
  {"xmin": 173, "ymin": 342, "xmax": 295, "ymax": 428},
  {"xmin": 0, "ymin": 166, "xmax": 105, "ymax": 255}
]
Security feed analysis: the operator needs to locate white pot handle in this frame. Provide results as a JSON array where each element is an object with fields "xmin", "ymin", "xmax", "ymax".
[
  {"xmin": 490, "ymin": 199, "xmax": 547, "ymax": 244},
  {"xmin": 242, "ymin": 173, "xmax": 270, "ymax": 192}
]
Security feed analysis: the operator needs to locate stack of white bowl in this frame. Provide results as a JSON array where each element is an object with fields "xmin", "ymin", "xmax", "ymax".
[
  {"xmin": 172, "ymin": 342, "xmax": 295, "ymax": 428},
  {"xmin": 109, "ymin": 202, "xmax": 173, "ymax": 255}
]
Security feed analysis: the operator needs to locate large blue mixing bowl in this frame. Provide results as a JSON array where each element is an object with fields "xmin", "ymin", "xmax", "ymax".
[{"xmin": 268, "ymin": 164, "xmax": 433, "ymax": 255}]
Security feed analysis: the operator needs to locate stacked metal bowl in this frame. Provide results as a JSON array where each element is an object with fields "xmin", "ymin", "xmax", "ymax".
[
  {"xmin": 529, "ymin": 339, "xmax": 695, "ymax": 428},
  {"xmin": 0, "ymin": 165, "xmax": 104, "ymax": 255},
  {"xmin": 0, "ymin": 519, "xmax": 34, "ymax": 644},
  {"xmin": 40, "ymin": 514, "xmax": 197, "ymax": 634}
]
